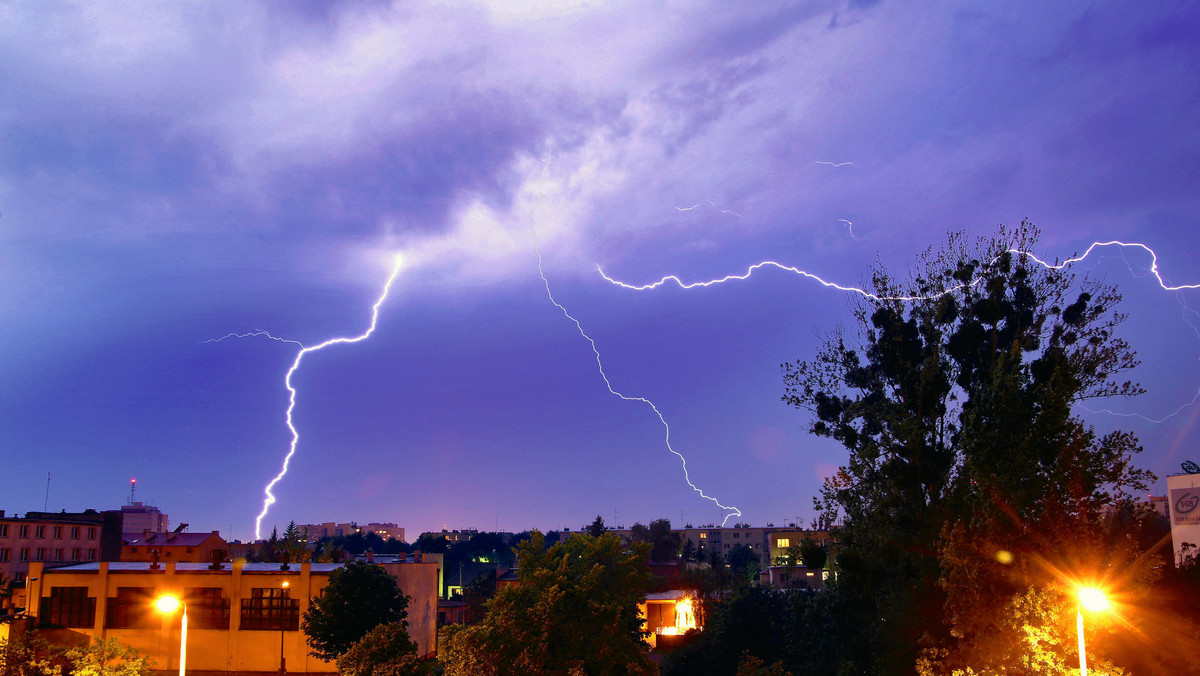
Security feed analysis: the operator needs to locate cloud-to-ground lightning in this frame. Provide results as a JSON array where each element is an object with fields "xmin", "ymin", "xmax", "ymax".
[
  {"xmin": 210, "ymin": 257, "xmax": 404, "ymax": 539},
  {"xmin": 529, "ymin": 163, "xmax": 742, "ymax": 525},
  {"xmin": 599, "ymin": 240, "xmax": 1200, "ymax": 421}
]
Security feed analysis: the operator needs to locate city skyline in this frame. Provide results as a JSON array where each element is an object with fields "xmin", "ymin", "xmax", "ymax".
[{"xmin": 4, "ymin": 1, "xmax": 1199, "ymax": 540}]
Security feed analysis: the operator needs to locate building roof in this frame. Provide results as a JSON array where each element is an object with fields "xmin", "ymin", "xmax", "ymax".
[
  {"xmin": 122, "ymin": 531, "xmax": 222, "ymax": 547},
  {"xmin": 43, "ymin": 562, "xmax": 349, "ymax": 573}
]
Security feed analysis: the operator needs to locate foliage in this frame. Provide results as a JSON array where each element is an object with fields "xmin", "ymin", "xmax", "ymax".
[
  {"xmin": 0, "ymin": 631, "xmax": 63, "ymax": 676},
  {"xmin": 797, "ymin": 538, "xmax": 826, "ymax": 571},
  {"xmin": 303, "ymin": 561, "xmax": 411, "ymax": 660},
  {"xmin": 782, "ymin": 223, "xmax": 1154, "ymax": 673},
  {"xmin": 661, "ymin": 586, "xmax": 789, "ymax": 676},
  {"xmin": 334, "ymin": 622, "xmax": 419, "ymax": 676},
  {"xmin": 630, "ymin": 519, "xmax": 682, "ymax": 562},
  {"xmin": 63, "ymin": 638, "xmax": 153, "ymax": 676},
  {"xmin": 725, "ymin": 545, "xmax": 760, "ymax": 585},
  {"xmin": 585, "ymin": 515, "xmax": 607, "ymax": 537},
  {"xmin": 439, "ymin": 531, "xmax": 655, "ymax": 676},
  {"xmin": 413, "ymin": 534, "xmax": 448, "ymax": 554},
  {"xmin": 735, "ymin": 653, "xmax": 792, "ymax": 676}
]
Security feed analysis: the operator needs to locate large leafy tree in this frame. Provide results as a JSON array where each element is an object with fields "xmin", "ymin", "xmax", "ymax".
[
  {"xmin": 439, "ymin": 531, "xmax": 655, "ymax": 676},
  {"xmin": 302, "ymin": 561, "xmax": 411, "ymax": 661},
  {"xmin": 782, "ymin": 223, "xmax": 1153, "ymax": 673}
]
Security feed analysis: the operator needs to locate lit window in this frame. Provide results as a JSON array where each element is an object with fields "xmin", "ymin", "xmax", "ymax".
[
  {"xmin": 777, "ymin": 538, "xmax": 790, "ymax": 548},
  {"xmin": 699, "ymin": 533, "xmax": 707, "ymax": 539}
]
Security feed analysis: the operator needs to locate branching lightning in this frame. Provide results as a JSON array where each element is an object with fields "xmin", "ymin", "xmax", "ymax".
[
  {"xmin": 599, "ymin": 240, "xmax": 1200, "ymax": 421},
  {"xmin": 530, "ymin": 162, "xmax": 742, "ymax": 525},
  {"xmin": 211, "ymin": 257, "xmax": 404, "ymax": 539}
]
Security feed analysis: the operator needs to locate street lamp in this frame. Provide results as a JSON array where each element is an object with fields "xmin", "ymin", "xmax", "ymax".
[
  {"xmin": 154, "ymin": 595, "xmax": 187, "ymax": 676},
  {"xmin": 279, "ymin": 581, "xmax": 289, "ymax": 675},
  {"xmin": 1075, "ymin": 586, "xmax": 1110, "ymax": 676}
]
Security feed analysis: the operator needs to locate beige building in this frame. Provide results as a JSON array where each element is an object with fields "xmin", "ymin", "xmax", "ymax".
[{"xmin": 25, "ymin": 558, "xmax": 441, "ymax": 672}]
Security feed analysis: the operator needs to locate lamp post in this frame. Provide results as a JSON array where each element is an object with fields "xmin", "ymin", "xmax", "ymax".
[
  {"xmin": 1075, "ymin": 586, "xmax": 1109, "ymax": 676},
  {"xmin": 279, "ymin": 581, "xmax": 289, "ymax": 675},
  {"xmin": 154, "ymin": 595, "xmax": 187, "ymax": 676}
]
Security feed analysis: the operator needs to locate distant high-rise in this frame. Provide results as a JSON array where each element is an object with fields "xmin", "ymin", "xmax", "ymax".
[{"xmin": 120, "ymin": 502, "xmax": 168, "ymax": 534}]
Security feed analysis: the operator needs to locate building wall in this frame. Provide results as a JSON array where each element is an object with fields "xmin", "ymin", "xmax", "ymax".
[
  {"xmin": 121, "ymin": 533, "xmax": 228, "ymax": 564},
  {"xmin": 0, "ymin": 510, "xmax": 122, "ymax": 612},
  {"xmin": 26, "ymin": 559, "xmax": 441, "ymax": 673},
  {"xmin": 120, "ymin": 503, "xmax": 169, "ymax": 535},
  {"xmin": 1167, "ymin": 472, "xmax": 1200, "ymax": 565}
]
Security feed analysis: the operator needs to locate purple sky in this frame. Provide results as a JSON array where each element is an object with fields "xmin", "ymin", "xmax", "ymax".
[{"xmin": 4, "ymin": 1, "xmax": 1199, "ymax": 542}]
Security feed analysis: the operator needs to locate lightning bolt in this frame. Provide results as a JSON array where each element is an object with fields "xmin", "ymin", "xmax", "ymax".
[
  {"xmin": 529, "ymin": 162, "xmax": 742, "ymax": 525},
  {"xmin": 814, "ymin": 160, "xmax": 854, "ymax": 167},
  {"xmin": 599, "ymin": 241, "xmax": 1200, "ymax": 420},
  {"xmin": 211, "ymin": 256, "xmax": 404, "ymax": 539}
]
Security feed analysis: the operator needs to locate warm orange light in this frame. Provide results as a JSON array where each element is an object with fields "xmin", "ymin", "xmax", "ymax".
[
  {"xmin": 1078, "ymin": 587, "xmax": 1109, "ymax": 612},
  {"xmin": 674, "ymin": 597, "xmax": 697, "ymax": 632},
  {"xmin": 155, "ymin": 595, "xmax": 181, "ymax": 613}
]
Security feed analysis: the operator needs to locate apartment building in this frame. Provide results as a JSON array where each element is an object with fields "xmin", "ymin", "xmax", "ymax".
[{"xmin": 0, "ymin": 510, "xmax": 123, "ymax": 612}]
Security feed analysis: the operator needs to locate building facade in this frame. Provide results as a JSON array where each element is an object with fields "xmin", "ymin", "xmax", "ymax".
[
  {"xmin": 0, "ymin": 510, "xmax": 123, "ymax": 612},
  {"xmin": 121, "ymin": 530, "xmax": 229, "ymax": 564},
  {"xmin": 25, "ymin": 558, "xmax": 441, "ymax": 673}
]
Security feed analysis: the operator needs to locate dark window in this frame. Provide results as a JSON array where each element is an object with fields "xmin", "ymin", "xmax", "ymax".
[
  {"xmin": 187, "ymin": 588, "xmax": 230, "ymax": 630},
  {"xmin": 130, "ymin": 547, "xmax": 137, "ymax": 553},
  {"xmin": 52, "ymin": 526, "xmax": 63, "ymax": 539},
  {"xmin": 240, "ymin": 588, "xmax": 299, "ymax": 631},
  {"xmin": 87, "ymin": 548, "xmax": 97, "ymax": 561},
  {"xmin": 19, "ymin": 548, "xmax": 29, "ymax": 562},
  {"xmin": 40, "ymin": 587, "xmax": 95, "ymax": 628},
  {"xmin": 72, "ymin": 548, "xmax": 81, "ymax": 561},
  {"xmin": 87, "ymin": 527, "xmax": 97, "ymax": 540},
  {"xmin": 0, "ymin": 524, "xmax": 7, "ymax": 537},
  {"xmin": 106, "ymin": 587, "xmax": 156, "ymax": 629},
  {"xmin": 71, "ymin": 527, "xmax": 80, "ymax": 540},
  {"xmin": 0, "ymin": 549, "xmax": 8, "ymax": 562},
  {"xmin": 18, "ymin": 525, "xmax": 29, "ymax": 538},
  {"xmin": 35, "ymin": 526, "xmax": 45, "ymax": 538},
  {"xmin": 35, "ymin": 548, "xmax": 45, "ymax": 561},
  {"xmin": 54, "ymin": 548, "xmax": 64, "ymax": 561}
]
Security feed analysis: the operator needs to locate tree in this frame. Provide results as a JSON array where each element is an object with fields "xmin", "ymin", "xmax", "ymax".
[
  {"xmin": 782, "ymin": 223, "xmax": 1153, "ymax": 673},
  {"xmin": 798, "ymin": 538, "xmax": 826, "ymax": 571},
  {"xmin": 302, "ymin": 561, "xmax": 411, "ymax": 660},
  {"xmin": 334, "ymin": 623, "xmax": 419, "ymax": 676},
  {"xmin": 63, "ymin": 638, "xmax": 153, "ymax": 676},
  {"xmin": 439, "ymin": 531, "xmax": 655, "ymax": 676},
  {"xmin": 631, "ymin": 518, "xmax": 681, "ymax": 562},
  {"xmin": 585, "ymin": 514, "xmax": 607, "ymax": 537},
  {"xmin": 726, "ymin": 545, "xmax": 760, "ymax": 585},
  {"xmin": 413, "ymin": 533, "xmax": 448, "ymax": 554},
  {"xmin": 0, "ymin": 630, "xmax": 63, "ymax": 676}
]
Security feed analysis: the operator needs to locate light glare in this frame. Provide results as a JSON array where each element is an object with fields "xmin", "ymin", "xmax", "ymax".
[{"xmin": 1078, "ymin": 587, "xmax": 1109, "ymax": 612}]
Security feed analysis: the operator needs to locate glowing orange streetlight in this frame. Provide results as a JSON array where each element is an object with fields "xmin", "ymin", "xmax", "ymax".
[
  {"xmin": 155, "ymin": 594, "xmax": 187, "ymax": 676},
  {"xmin": 1075, "ymin": 586, "xmax": 1109, "ymax": 676}
]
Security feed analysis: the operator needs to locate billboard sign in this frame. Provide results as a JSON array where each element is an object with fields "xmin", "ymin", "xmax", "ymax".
[{"xmin": 1172, "ymin": 487, "xmax": 1200, "ymax": 525}]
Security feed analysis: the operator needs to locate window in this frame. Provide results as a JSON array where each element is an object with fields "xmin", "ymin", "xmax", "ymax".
[
  {"xmin": 54, "ymin": 548, "xmax": 65, "ymax": 561},
  {"xmin": 52, "ymin": 526, "xmax": 63, "ymax": 539},
  {"xmin": 130, "ymin": 547, "xmax": 137, "ymax": 553},
  {"xmin": 106, "ymin": 587, "xmax": 156, "ymax": 629},
  {"xmin": 35, "ymin": 525, "xmax": 45, "ymax": 538},
  {"xmin": 187, "ymin": 588, "xmax": 230, "ymax": 630},
  {"xmin": 0, "ymin": 549, "xmax": 8, "ymax": 562},
  {"xmin": 0, "ymin": 524, "xmax": 8, "ymax": 537},
  {"xmin": 40, "ymin": 587, "xmax": 95, "ymax": 628},
  {"xmin": 72, "ymin": 548, "xmax": 81, "ymax": 561},
  {"xmin": 35, "ymin": 548, "xmax": 45, "ymax": 561},
  {"xmin": 19, "ymin": 548, "xmax": 29, "ymax": 561},
  {"xmin": 699, "ymin": 533, "xmax": 706, "ymax": 539},
  {"xmin": 71, "ymin": 527, "xmax": 80, "ymax": 539},
  {"xmin": 777, "ymin": 538, "xmax": 790, "ymax": 548},
  {"xmin": 240, "ymin": 588, "xmax": 299, "ymax": 631},
  {"xmin": 87, "ymin": 527, "xmax": 96, "ymax": 540},
  {"xmin": 87, "ymin": 548, "xmax": 97, "ymax": 561}
]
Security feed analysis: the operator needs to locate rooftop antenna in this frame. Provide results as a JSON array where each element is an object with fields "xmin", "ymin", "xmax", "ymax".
[
  {"xmin": 130, "ymin": 478, "xmax": 136, "ymax": 505},
  {"xmin": 44, "ymin": 471, "xmax": 50, "ymax": 511}
]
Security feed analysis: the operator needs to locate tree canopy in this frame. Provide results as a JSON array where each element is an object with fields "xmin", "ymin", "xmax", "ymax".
[
  {"xmin": 439, "ymin": 531, "xmax": 655, "ymax": 676},
  {"xmin": 302, "ymin": 561, "xmax": 411, "ymax": 661},
  {"xmin": 334, "ymin": 622, "xmax": 420, "ymax": 676},
  {"xmin": 782, "ymin": 223, "xmax": 1154, "ymax": 673}
]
